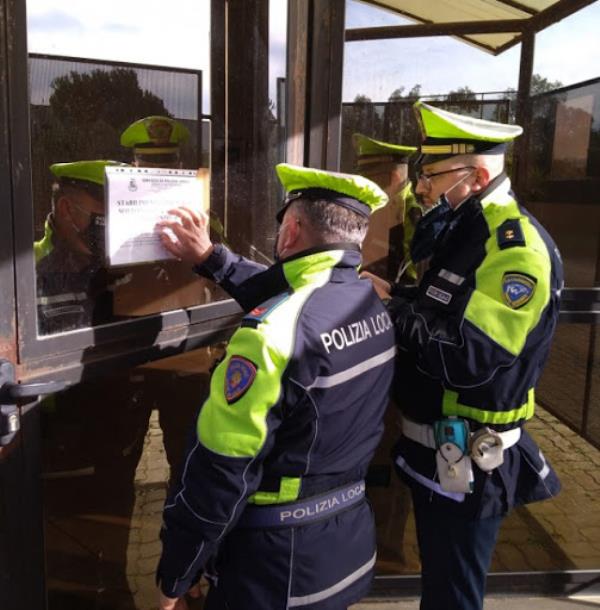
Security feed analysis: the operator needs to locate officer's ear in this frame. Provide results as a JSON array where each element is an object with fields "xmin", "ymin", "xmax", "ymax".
[
  {"xmin": 471, "ymin": 166, "xmax": 490, "ymax": 193},
  {"xmin": 55, "ymin": 194, "xmax": 75, "ymax": 222},
  {"xmin": 284, "ymin": 212, "xmax": 303, "ymax": 250}
]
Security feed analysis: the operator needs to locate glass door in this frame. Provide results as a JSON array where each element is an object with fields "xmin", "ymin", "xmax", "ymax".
[{"xmin": 0, "ymin": 1, "xmax": 289, "ymax": 608}]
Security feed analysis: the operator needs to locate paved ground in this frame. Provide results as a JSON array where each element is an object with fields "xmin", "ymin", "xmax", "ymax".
[{"xmin": 41, "ymin": 347, "xmax": 600, "ymax": 609}]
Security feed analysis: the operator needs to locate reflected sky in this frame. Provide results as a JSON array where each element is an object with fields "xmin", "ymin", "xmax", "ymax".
[{"xmin": 344, "ymin": 0, "xmax": 600, "ymax": 101}]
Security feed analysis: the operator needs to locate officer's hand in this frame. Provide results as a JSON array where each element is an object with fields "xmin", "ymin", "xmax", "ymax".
[
  {"xmin": 157, "ymin": 206, "xmax": 214, "ymax": 265},
  {"xmin": 158, "ymin": 591, "xmax": 189, "ymax": 610},
  {"xmin": 360, "ymin": 270, "xmax": 391, "ymax": 300}
]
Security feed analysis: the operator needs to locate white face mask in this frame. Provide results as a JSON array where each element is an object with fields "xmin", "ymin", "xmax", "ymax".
[
  {"xmin": 410, "ymin": 168, "xmax": 477, "ymax": 264},
  {"xmin": 436, "ymin": 167, "xmax": 477, "ymax": 211}
]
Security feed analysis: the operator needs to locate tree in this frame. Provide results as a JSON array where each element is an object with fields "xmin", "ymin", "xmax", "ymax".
[
  {"xmin": 31, "ymin": 68, "xmax": 173, "ymax": 230},
  {"xmin": 444, "ymin": 86, "xmax": 480, "ymax": 116},
  {"xmin": 39, "ymin": 68, "xmax": 172, "ymax": 163},
  {"xmin": 388, "ymin": 84, "xmax": 421, "ymax": 102},
  {"xmin": 49, "ymin": 68, "xmax": 170, "ymax": 133},
  {"xmin": 531, "ymin": 74, "xmax": 563, "ymax": 96}
]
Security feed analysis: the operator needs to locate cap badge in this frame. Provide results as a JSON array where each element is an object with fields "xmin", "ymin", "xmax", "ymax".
[{"xmin": 146, "ymin": 118, "xmax": 173, "ymax": 145}]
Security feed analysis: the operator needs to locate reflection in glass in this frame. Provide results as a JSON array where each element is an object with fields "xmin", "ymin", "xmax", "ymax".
[
  {"xmin": 35, "ymin": 161, "xmax": 118, "ymax": 334},
  {"xmin": 30, "ymin": 0, "xmax": 290, "ymax": 607},
  {"xmin": 30, "ymin": 55, "xmax": 223, "ymax": 336},
  {"xmin": 525, "ymin": 79, "xmax": 600, "ymax": 288},
  {"xmin": 42, "ymin": 352, "xmax": 218, "ymax": 610}
]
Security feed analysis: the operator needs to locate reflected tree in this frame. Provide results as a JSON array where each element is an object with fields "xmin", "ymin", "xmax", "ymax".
[
  {"xmin": 47, "ymin": 68, "xmax": 170, "ymax": 160},
  {"xmin": 31, "ymin": 68, "xmax": 171, "ymax": 235}
]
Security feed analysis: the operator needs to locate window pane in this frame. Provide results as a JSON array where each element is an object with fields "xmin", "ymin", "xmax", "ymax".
[
  {"xmin": 343, "ymin": 0, "xmax": 600, "ymax": 580},
  {"xmin": 27, "ymin": 1, "xmax": 227, "ymax": 337}
]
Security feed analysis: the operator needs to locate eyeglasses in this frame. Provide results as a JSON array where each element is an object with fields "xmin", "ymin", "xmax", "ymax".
[{"xmin": 416, "ymin": 166, "xmax": 475, "ymax": 190}]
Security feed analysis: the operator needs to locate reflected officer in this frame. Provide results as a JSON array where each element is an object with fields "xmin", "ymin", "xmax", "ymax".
[
  {"xmin": 120, "ymin": 115, "xmax": 190, "ymax": 168},
  {"xmin": 388, "ymin": 102, "xmax": 563, "ymax": 610},
  {"xmin": 353, "ymin": 133, "xmax": 420, "ymax": 283},
  {"xmin": 156, "ymin": 164, "xmax": 395, "ymax": 610},
  {"xmin": 35, "ymin": 160, "xmax": 124, "ymax": 334},
  {"xmin": 122, "ymin": 114, "xmax": 227, "ymax": 244}
]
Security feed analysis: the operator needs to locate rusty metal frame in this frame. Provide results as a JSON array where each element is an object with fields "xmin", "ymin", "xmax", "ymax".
[
  {"xmin": 286, "ymin": 0, "xmax": 346, "ymax": 170},
  {"xmin": 0, "ymin": 0, "xmax": 16, "ymax": 367},
  {"xmin": 0, "ymin": 3, "xmax": 46, "ymax": 609},
  {"xmin": 307, "ymin": 0, "xmax": 346, "ymax": 169},
  {"xmin": 286, "ymin": 0, "xmax": 310, "ymax": 165}
]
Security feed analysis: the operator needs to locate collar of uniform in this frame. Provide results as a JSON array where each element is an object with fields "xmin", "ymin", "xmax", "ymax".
[
  {"xmin": 280, "ymin": 243, "xmax": 361, "ymax": 290},
  {"xmin": 478, "ymin": 172, "xmax": 513, "ymax": 209},
  {"xmin": 34, "ymin": 214, "xmax": 56, "ymax": 263}
]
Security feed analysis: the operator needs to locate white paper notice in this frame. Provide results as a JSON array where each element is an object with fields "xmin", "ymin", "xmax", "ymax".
[{"xmin": 105, "ymin": 166, "xmax": 209, "ymax": 266}]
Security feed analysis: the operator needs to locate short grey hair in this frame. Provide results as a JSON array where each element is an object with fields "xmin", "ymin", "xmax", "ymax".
[
  {"xmin": 289, "ymin": 198, "xmax": 369, "ymax": 245},
  {"xmin": 453, "ymin": 153, "xmax": 505, "ymax": 180}
]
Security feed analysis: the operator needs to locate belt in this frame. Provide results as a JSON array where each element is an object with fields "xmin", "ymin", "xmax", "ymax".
[
  {"xmin": 400, "ymin": 415, "xmax": 521, "ymax": 450},
  {"xmin": 237, "ymin": 481, "xmax": 366, "ymax": 529}
]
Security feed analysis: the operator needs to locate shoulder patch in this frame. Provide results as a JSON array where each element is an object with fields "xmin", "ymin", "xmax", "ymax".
[
  {"xmin": 502, "ymin": 272, "xmax": 536, "ymax": 309},
  {"xmin": 243, "ymin": 293, "xmax": 290, "ymax": 326},
  {"xmin": 224, "ymin": 356, "xmax": 257, "ymax": 404},
  {"xmin": 497, "ymin": 219, "xmax": 525, "ymax": 249}
]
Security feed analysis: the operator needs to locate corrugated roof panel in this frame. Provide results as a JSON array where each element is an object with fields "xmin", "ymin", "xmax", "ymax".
[
  {"xmin": 357, "ymin": 0, "xmax": 575, "ymax": 53},
  {"xmin": 368, "ymin": 0, "xmax": 533, "ymax": 23}
]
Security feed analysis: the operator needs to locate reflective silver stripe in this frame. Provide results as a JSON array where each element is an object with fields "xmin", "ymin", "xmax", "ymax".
[
  {"xmin": 37, "ymin": 292, "xmax": 87, "ymax": 306},
  {"xmin": 288, "ymin": 551, "xmax": 376, "ymax": 607},
  {"xmin": 538, "ymin": 450, "xmax": 550, "ymax": 480},
  {"xmin": 41, "ymin": 305, "xmax": 85, "ymax": 318},
  {"xmin": 395, "ymin": 454, "xmax": 466, "ymax": 503},
  {"xmin": 438, "ymin": 268, "xmax": 465, "ymax": 285},
  {"xmin": 307, "ymin": 346, "xmax": 396, "ymax": 390}
]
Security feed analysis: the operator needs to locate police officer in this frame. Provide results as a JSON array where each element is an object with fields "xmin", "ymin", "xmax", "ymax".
[
  {"xmin": 35, "ymin": 160, "xmax": 124, "ymax": 334},
  {"xmin": 155, "ymin": 164, "xmax": 395, "ymax": 610},
  {"xmin": 387, "ymin": 102, "xmax": 563, "ymax": 610},
  {"xmin": 352, "ymin": 133, "xmax": 420, "ymax": 283},
  {"xmin": 122, "ymin": 114, "xmax": 227, "ymax": 245},
  {"xmin": 120, "ymin": 115, "xmax": 190, "ymax": 168}
]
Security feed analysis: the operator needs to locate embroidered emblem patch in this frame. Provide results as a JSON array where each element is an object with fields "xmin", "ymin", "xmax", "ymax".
[
  {"xmin": 502, "ymin": 273, "xmax": 536, "ymax": 309},
  {"xmin": 224, "ymin": 356, "xmax": 257, "ymax": 404}
]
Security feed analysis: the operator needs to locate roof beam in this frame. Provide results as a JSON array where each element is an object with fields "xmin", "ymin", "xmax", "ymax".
[
  {"xmin": 345, "ymin": 19, "xmax": 528, "ymax": 41},
  {"xmin": 493, "ymin": 0, "xmax": 597, "ymax": 55},
  {"xmin": 527, "ymin": 0, "xmax": 597, "ymax": 34}
]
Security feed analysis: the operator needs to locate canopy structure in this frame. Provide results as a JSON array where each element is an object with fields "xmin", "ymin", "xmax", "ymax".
[{"xmin": 347, "ymin": 0, "xmax": 597, "ymax": 54}]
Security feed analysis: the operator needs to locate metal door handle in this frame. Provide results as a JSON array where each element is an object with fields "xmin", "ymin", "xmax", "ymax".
[
  {"xmin": 1, "ymin": 379, "xmax": 68, "ymax": 402},
  {"xmin": 0, "ymin": 359, "xmax": 69, "ymax": 447}
]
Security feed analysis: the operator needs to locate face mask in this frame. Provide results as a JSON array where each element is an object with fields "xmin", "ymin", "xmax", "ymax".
[
  {"xmin": 409, "ymin": 195, "xmax": 453, "ymax": 263},
  {"xmin": 410, "ymin": 170, "xmax": 476, "ymax": 263},
  {"xmin": 82, "ymin": 213, "xmax": 106, "ymax": 265}
]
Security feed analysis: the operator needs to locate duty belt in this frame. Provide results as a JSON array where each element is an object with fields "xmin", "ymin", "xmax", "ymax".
[
  {"xmin": 237, "ymin": 481, "xmax": 366, "ymax": 529},
  {"xmin": 401, "ymin": 415, "xmax": 521, "ymax": 452}
]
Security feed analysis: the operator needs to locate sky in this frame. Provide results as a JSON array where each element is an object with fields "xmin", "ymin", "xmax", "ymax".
[
  {"xmin": 343, "ymin": 0, "xmax": 600, "ymax": 101},
  {"xmin": 25, "ymin": 0, "xmax": 600, "ymax": 110}
]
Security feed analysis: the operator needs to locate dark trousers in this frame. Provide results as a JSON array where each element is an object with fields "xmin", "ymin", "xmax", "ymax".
[{"xmin": 412, "ymin": 492, "xmax": 503, "ymax": 610}]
